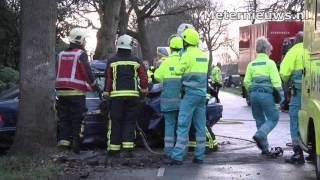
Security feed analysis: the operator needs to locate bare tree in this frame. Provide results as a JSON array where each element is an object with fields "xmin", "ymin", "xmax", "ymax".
[
  {"xmin": 225, "ymin": 37, "xmax": 240, "ymax": 60},
  {"xmin": 244, "ymin": 0, "xmax": 257, "ymax": 24},
  {"xmin": 67, "ymin": 0, "xmax": 202, "ymax": 60},
  {"xmin": 11, "ymin": 0, "xmax": 57, "ymax": 155},
  {"xmin": 127, "ymin": 0, "xmax": 202, "ymax": 60},
  {"xmin": 260, "ymin": 0, "xmax": 304, "ymax": 15},
  {"xmin": 243, "ymin": 0, "xmax": 304, "ymax": 24},
  {"xmin": 95, "ymin": 0, "xmax": 122, "ymax": 59},
  {"xmin": 219, "ymin": 52, "xmax": 234, "ymax": 65},
  {"xmin": 190, "ymin": 0, "xmax": 229, "ymax": 71}
]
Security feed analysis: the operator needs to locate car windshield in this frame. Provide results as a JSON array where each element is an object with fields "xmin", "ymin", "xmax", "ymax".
[
  {"xmin": 0, "ymin": 85, "xmax": 19, "ymax": 100},
  {"xmin": 90, "ymin": 60, "xmax": 106, "ymax": 89}
]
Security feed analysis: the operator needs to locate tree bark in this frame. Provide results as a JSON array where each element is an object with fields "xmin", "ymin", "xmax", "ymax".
[
  {"xmin": 94, "ymin": 0, "xmax": 122, "ymax": 59},
  {"xmin": 118, "ymin": 0, "xmax": 129, "ymax": 35},
  {"xmin": 11, "ymin": 0, "xmax": 57, "ymax": 155},
  {"xmin": 207, "ymin": 44, "xmax": 213, "ymax": 75},
  {"xmin": 137, "ymin": 21, "xmax": 153, "ymax": 61}
]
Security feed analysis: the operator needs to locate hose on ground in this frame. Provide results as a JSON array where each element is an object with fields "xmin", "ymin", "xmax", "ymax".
[
  {"xmin": 136, "ymin": 122, "xmax": 164, "ymax": 155},
  {"xmin": 215, "ymin": 134, "xmax": 256, "ymax": 143}
]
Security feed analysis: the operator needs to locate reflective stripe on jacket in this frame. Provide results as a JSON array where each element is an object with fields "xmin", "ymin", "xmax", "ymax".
[
  {"xmin": 175, "ymin": 46, "xmax": 208, "ymax": 96},
  {"xmin": 104, "ymin": 49, "xmax": 148, "ymax": 97},
  {"xmin": 280, "ymin": 43, "xmax": 306, "ymax": 89},
  {"xmin": 56, "ymin": 49, "xmax": 93, "ymax": 91},
  {"xmin": 244, "ymin": 53, "xmax": 282, "ymax": 93},
  {"xmin": 211, "ymin": 66, "xmax": 222, "ymax": 84},
  {"xmin": 154, "ymin": 51, "xmax": 182, "ymax": 111}
]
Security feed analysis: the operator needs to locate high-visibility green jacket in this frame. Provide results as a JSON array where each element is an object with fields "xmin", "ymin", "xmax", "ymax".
[
  {"xmin": 211, "ymin": 66, "xmax": 222, "ymax": 84},
  {"xmin": 175, "ymin": 46, "xmax": 208, "ymax": 96},
  {"xmin": 154, "ymin": 51, "xmax": 182, "ymax": 111},
  {"xmin": 244, "ymin": 53, "xmax": 282, "ymax": 93},
  {"xmin": 280, "ymin": 42, "xmax": 306, "ymax": 89}
]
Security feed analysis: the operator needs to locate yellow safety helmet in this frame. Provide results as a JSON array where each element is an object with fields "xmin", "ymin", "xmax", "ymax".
[
  {"xmin": 181, "ymin": 28, "xmax": 199, "ymax": 46},
  {"xmin": 168, "ymin": 36, "xmax": 183, "ymax": 49},
  {"xmin": 69, "ymin": 28, "xmax": 88, "ymax": 45}
]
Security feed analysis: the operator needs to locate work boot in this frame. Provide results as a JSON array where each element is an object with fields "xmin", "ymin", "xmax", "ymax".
[
  {"xmin": 305, "ymin": 154, "xmax": 314, "ymax": 162},
  {"xmin": 253, "ymin": 135, "xmax": 264, "ymax": 151},
  {"xmin": 121, "ymin": 150, "xmax": 134, "ymax": 158},
  {"xmin": 285, "ymin": 146, "xmax": 305, "ymax": 165},
  {"xmin": 57, "ymin": 144, "xmax": 70, "ymax": 152},
  {"xmin": 72, "ymin": 137, "xmax": 80, "ymax": 154},
  {"xmin": 285, "ymin": 152, "xmax": 305, "ymax": 164},
  {"xmin": 192, "ymin": 158, "xmax": 203, "ymax": 164},
  {"xmin": 261, "ymin": 150, "xmax": 270, "ymax": 155},
  {"xmin": 57, "ymin": 140, "xmax": 71, "ymax": 151},
  {"xmin": 163, "ymin": 158, "xmax": 183, "ymax": 165},
  {"xmin": 263, "ymin": 147, "xmax": 284, "ymax": 158},
  {"xmin": 105, "ymin": 151, "xmax": 120, "ymax": 167}
]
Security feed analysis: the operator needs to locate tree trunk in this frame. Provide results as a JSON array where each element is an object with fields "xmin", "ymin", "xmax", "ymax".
[
  {"xmin": 11, "ymin": 0, "xmax": 57, "ymax": 155},
  {"xmin": 138, "ymin": 21, "xmax": 153, "ymax": 61},
  {"xmin": 118, "ymin": 0, "xmax": 129, "ymax": 35},
  {"xmin": 94, "ymin": 0, "xmax": 122, "ymax": 59},
  {"xmin": 207, "ymin": 45, "xmax": 213, "ymax": 75},
  {"xmin": 251, "ymin": 0, "xmax": 257, "ymax": 24}
]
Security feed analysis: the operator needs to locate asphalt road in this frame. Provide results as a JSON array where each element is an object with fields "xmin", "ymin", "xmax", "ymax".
[{"xmin": 88, "ymin": 91, "xmax": 317, "ymax": 180}]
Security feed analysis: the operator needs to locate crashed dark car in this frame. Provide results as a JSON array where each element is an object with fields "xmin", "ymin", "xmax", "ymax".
[
  {"xmin": 0, "ymin": 60, "xmax": 108, "ymax": 152},
  {"xmin": 0, "ymin": 87, "xmax": 19, "ymax": 151},
  {"xmin": 0, "ymin": 60, "xmax": 223, "ymax": 151},
  {"xmin": 138, "ymin": 83, "xmax": 223, "ymax": 148}
]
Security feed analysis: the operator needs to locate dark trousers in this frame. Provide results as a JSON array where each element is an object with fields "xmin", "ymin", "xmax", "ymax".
[
  {"xmin": 212, "ymin": 83, "xmax": 221, "ymax": 103},
  {"xmin": 189, "ymin": 124, "xmax": 216, "ymax": 147},
  {"xmin": 108, "ymin": 96, "xmax": 139, "ymax": 153},
  {"xmin": 56, "ymin": 95, "xmax": 86, "ymax": 145}
]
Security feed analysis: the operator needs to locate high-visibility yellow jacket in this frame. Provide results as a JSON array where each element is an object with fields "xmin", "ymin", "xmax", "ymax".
[
  {"xmin": 175, "ymin": 46, "xmax": 208, "ymax": 96},
  {"xmin": 280, "ymin": 42, "xmax": 306, "ymax": 89},
  {"xmin": 244, "ymin": 53, "xmax": 282, "ymax": 93},
  {"xmin": 154, "ymin": 51, "xmax": 182, "ymax": 111},
  {"xmin": 211, "ymin": 66, "xmax": 222, "ymax": 84}
]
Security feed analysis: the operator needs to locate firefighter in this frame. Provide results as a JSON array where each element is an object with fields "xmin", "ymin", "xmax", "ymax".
[
  {"xmin": 165, "ymin": 28, "xmax": 208, "ymax": 165},
  {"xmin": 56, "ymin": 28, "xmax": 98, "ymax": 153},
  {"xmin": 210, "ymin": 62, "xmax": 223, "ymax": 103},
  {"xmin": 244, "ymin": 37, "xmax": 283, "ymax": 155},
  {"xmin": 280, "ymin": 32, "xmax": 306, "ymax": 164},
  {"xmin": 104, "ymin": 34, "xmax": 148, "ymax": 158},
  {"xmin": 154, "ymin": 35, "xmax": 183, "ymax": 158}
]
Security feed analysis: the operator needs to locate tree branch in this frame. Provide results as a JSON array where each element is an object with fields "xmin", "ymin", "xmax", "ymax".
[
  {"xmin": 147, "ymin": 5, "xmax": 203, "ymax": 18},
  {"xmin": 127, "ymin": 29, "xmax": 139, "ymax": 40}
]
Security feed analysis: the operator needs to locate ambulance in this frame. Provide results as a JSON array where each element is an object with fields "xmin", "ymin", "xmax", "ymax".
[{"xmin": 298, "ymin": 0, "xmax": 320, "ymax": 179}]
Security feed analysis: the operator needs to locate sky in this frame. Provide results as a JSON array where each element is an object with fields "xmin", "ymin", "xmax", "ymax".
[{"xmin": 81, "ymin": 0, "xmax": 275, "ymax": 62}]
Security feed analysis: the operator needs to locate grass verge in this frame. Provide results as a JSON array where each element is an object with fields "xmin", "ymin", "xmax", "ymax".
[
  {"xmin": 221, "ymin": 87, "xmax": 242, "ymax": 96},
  {"xmin": 0, "ymin": 154, "xmax": 61, "ymax": 180}
]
